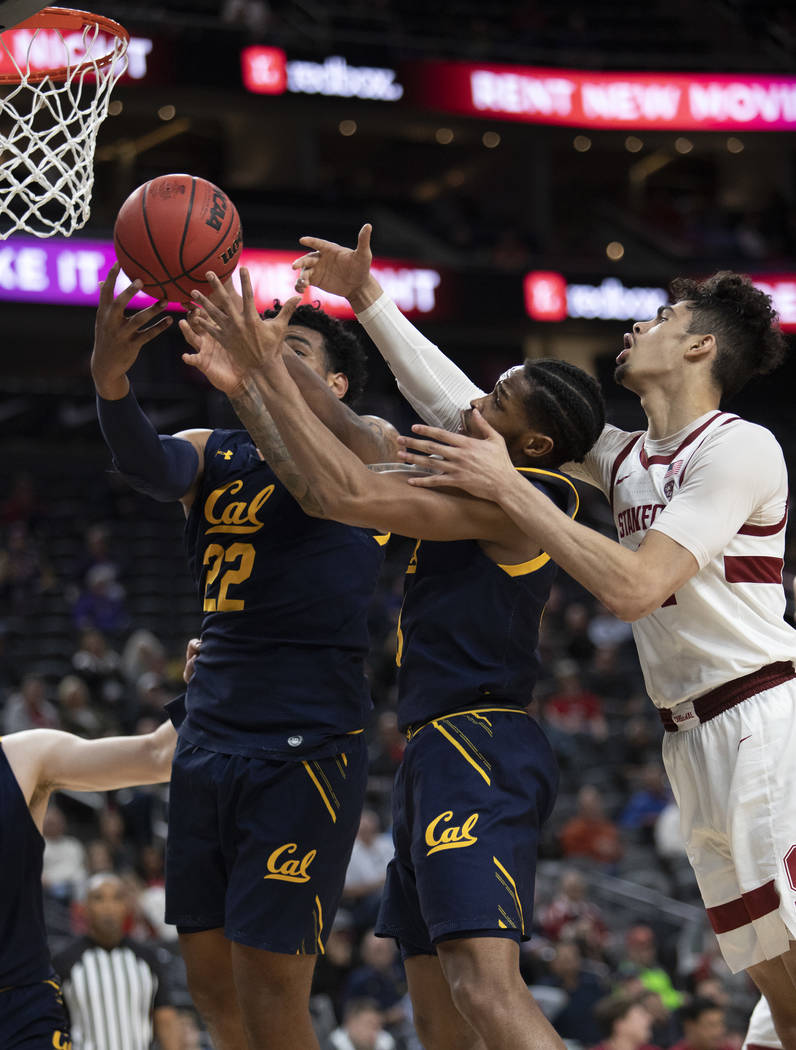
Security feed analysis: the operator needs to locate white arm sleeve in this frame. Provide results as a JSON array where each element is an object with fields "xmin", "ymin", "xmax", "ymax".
[
  {"xmin": 356, "ymin": 293, "xmax": 485, "ymax": 431},
  {"xmin": 649, "ymin": 422, "xmax": 787, "ymax": 569}
]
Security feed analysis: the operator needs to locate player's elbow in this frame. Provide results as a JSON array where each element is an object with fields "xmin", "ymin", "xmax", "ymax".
[{"xmin": 604, "ymin": 579, "xmax": 669, "ymax": 622}]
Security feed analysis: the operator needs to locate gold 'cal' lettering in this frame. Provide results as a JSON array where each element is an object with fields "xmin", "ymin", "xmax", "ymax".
[
  {"xmin": 264, "ymin": 843, "xmax": 317, "ymax": 883},
  {"xmin": 52, "ymin": 1034, "xmax": 72, "ymax": 1050},
  {"xmin": 425, "ymin": 810, "xmax": 479, "ymax": 856},
  {"xmin": 204, "ymin": 480, "xmax": 275, "ymax": 534},
  {"xmin": 206, "ymin": 189, "xmax": 228, "ymax": 232}
]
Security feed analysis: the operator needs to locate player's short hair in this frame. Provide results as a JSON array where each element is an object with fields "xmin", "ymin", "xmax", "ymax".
[
  {"xmin": 263, "ymin": 301, "xmax": 368, "ymax": 406},
  {"xmin": 669, "ymin": 271, "xmax": 787, "ymax": 400},
  {"xmin": 521, "ymin": 359, "xmax": 606, "ymax": 466},
  {"xmin": 342, "ymin": 997, "xmax": 382, "ymax": 1022}
]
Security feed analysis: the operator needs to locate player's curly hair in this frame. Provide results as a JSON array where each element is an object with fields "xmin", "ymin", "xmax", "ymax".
[
  {"xmin": 670, "ymin": 271, "xmax": 787, "ymax": 401},
  {"xmin": 521, "ymin": 359, "xmax": 606, "ymax": 466},
  {"xmin": 262, "ymin": 301, "xmax": 368, "ymax": 406}
]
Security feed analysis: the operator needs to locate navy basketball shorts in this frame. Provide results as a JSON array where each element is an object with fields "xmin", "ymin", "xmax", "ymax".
[
  {"xmin": 165, "ymin": 734, "xmax": 368, "ymax": 954},
  {"xmin": 375, "ymin": 706, "xmax": 558, "ymax": 956},
  {"xmin": 0, "ymin": 979, "xmax": 71, "ymax": 1049}
]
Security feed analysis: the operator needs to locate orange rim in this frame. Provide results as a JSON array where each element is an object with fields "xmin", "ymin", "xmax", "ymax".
[{"xmin": 0, "ymin": 7, "xmax": 129, "ymax": 84}]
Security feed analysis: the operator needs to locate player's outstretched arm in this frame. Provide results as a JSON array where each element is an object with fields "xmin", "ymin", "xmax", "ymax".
[
  {"xmin": 3, "ymin": 721, "xmax": 176, "ymax": 832},
  {"xmin": 398, "ymin": 412, "xmax": 700, "ymax": 620},
  {"xmin": 189, "ymin": 271, "xmax": 544, "ymax": 557},
  {"xmin": 292, "ymin": 225, "xmax": 485, "ymax": 430},
  {"xmin": 92, "ymin": 263, "xmax": 204, "ymax": 505},
  {"xmin": 185, "ymin": 273, "xmax": 398, "ymax": 470}
]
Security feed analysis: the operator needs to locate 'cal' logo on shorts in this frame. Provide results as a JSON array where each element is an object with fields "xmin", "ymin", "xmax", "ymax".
[
  {"xmin": 52, "ymin": 1033, "xmax": 72, "ymax": 1050},
  {"xmin": 425, "ymin": 810, "xmax": 479, "ymax": 856},
  {"xmin": 264, "ymin": 843, "xmax": 316, "ymax": 883}
]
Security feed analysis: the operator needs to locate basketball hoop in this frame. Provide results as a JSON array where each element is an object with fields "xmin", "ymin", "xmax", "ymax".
[{"xmin": 0, "ymin": 7, "xmax": 129, "ymax": 238}]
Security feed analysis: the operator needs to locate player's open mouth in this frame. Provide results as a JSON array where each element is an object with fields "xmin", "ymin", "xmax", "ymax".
[{"xmin": 616, "ymin": 332, "xmax": 633, "ymax": 364}]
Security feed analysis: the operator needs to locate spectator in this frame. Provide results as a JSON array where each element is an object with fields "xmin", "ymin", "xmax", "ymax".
[
  {"xmin": 619, "ymin": 763, "xmax": 670, "ymax": 842},
  {"xmin": 618, "ymin": 925, "xmax": 683, "ymax": 1011},
  {"xmin": 56, "ymin": 674, "xmax": 109, "ymax": 737},
  {"xmin": 74, "ymin": 523, "xmax": 125, "ymax": 589},
  {"xmin": 324, "ymin": 998, "xmax": 396, "ymax": 1050},
  {"xmin": 590, "ymin": 992, "xmax": 661, "ymax": 1050},
  {"xmin": 586, "ymin": 644, "xmax": 640, "ymax": 701},
  {"xmin": 540, "ymin": 869, "xmax": 608, "ymax": 947},
  {"xmin": 312, "ymin": 910, "xmax": 357, "ymax": 1021},
  {"xmin": 342, "ymin": 930, "xmax": 407, "ymax": 1030},
  {"xmin": 562, "ymin": 601, "xmax": 596, "ymax": 663},
  {"xmin": 53, "ymin": 872, "xmax": 181, "ymax": 1050},
  {"xmin": 2, "ymin": 672, "xmax": 59, "ymax": 733},
  {"xmin": 72, "ymin": 563, "xmax": 130, "ymax": 637},
  {"xmin": 42, "ymin": 804, "xmax": 86, "ymax": 903},
  {"xmin": 0, "ymin": 521, "xmax": 55, "ymax": 614},
  {"xmin": 559, "ymin": 785, "xmax": 623, "ymax": 866},
  {"xmin": 342, "ymin": 810, "xmax": 394, "ymax": 931},
  {"xmin": 545, "ymin": 660, "xmax": 608, "ymax": 740},
  {"xmin": 536, "ymin": 940, "xmax": 607, "ymax": 1045},
  {"xmin": 72, "ymin": 629, "xmax": 127, "ymax": 712},
  {"xmin": 670, "ymin": 997, "xmax": 735, "ymax": 1050},
  {"xmin": 0, "ymin": 471, "xmax": 41, "ymax": 528}
]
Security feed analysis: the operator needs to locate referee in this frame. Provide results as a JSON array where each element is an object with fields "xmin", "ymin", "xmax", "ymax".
[{"xmin": 53, "ymin": 873, "xmax": 180, "ymax": 1050}]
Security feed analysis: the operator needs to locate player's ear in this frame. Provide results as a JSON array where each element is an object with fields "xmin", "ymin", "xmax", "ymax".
[
  {"xmin": 327, "ymin": 371, "xmax": 349, "ymax": 400},
  {"xmin": 522, "ymin": 430, "xmax": 554, "ymax": 460},
  {"xmin": 685, "ymin": 333, "xmax": 715, "ymax": 362}
]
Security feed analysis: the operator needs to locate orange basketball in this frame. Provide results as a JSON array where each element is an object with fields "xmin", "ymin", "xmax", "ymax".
[{"xmin": 113, "ymin": 173, "xmax": 243, "ymax": 304}]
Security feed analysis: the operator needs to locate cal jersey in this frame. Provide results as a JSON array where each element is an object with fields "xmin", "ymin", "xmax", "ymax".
[
  {"xmin": 565, "ymin": 411, "xmax": 796, "ymax": 707},
  {"xmin": 395, "ymin": 468, "xmax": 579, "ymax": 730},
  {"xmin": 183, "ymin": 429, "xmax": 387, "ymax": 759},
  {"xmin": 0, "ymin": 740, "xmax": 50, "ymax": 989}
]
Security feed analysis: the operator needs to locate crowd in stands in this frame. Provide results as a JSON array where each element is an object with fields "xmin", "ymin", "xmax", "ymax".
[{"xmin": 0, "ymin": 448, "xmax": 790, "ymax": 1049}]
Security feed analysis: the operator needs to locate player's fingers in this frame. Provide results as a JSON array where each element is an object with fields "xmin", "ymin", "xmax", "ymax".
[
  {"xmin": 181, "ymin": 350, "xmax": 203, "ymax": 369},
  {"xmin": 99, "ymin": 261, "xmax": 121, "ymax": 303},
  {"xmin": 468, "ymin": 407, "xmax": 499, "ymax": 439},
  {"xmin": 240, "ymin": 268, "xmax": 258, "ymax": 320},
  {"xmin": 136, "ymin": 316, "xmax": 173, "ymax": 345},
  {"xmin": 291, "ymin": 251, "xmax": 319, "ymax": 271},
  {"xmin": 115, "ymin": 278, "xmax": 143, "ymax": 311},
  {"xmin": 396, "ymin": 448, "xmax": 444, "ymax": 468},
  {"xmin": 130, "ymin": 299, "xmax": 169, "ymax": 327},
  {"xmin": 356, "ymin": 223, "xmax": 372, "ymax": 253},
  {"xmin": 407, "ymin": 473, "xmax": 450, "ymax": 488},
  {"xmin": 189, "ymin": 289, "xmax": 225, "ymax": 325},
  {"xmin": 276, "ymin": 295, "xmax": 301, "ymax": 327},
  {"xmin": 410, "ymin": 422, "xmax": 468, "ymax": 446},
  {"xmin": 298, "ymin": 236, "xmax": 334, "ymax": 252},
  {"xmin": 177, "ymin": 318, "xmax": 202, "ymax": 350}
]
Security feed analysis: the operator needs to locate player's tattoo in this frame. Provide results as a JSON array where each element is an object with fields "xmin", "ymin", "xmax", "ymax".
[{"xmin": 229, "ymin": 381, "xmax": 325, "ymax": 517}]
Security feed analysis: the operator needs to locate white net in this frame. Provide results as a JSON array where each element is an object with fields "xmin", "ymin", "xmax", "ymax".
[{"xmin": 0, "ymin": 10, "xmax": 128, "ymax": 238}]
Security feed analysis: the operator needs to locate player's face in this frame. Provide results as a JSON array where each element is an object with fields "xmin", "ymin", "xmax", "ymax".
[
  {"xmin": 283, "ymin": 325, "xmax": 348, "ymax": 400},
  {"xmin": 614, "ymin": 300, "xmax": 696, "ymax": 391},
  {"xmin": 462, "ymin": 366, "xmax": 546, "ymax": 460}
]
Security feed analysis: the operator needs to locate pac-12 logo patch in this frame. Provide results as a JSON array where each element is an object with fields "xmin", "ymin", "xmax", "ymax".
[
  {"xmin": 265, "ymin": 843, "xmax": 316, "ymax": 883},
  {"xmin": 425, "ymin": 810, "xmax": 479, "ymax": 856}
]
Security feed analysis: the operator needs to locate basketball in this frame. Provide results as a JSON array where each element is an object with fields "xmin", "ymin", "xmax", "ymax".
[{"xmin": 112, "ymin": 174, "xmax": 243, "ymax": 304}]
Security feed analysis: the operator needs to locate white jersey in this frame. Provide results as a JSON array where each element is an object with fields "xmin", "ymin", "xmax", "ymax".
[{"xmin": 565, "ymin": 410, "xmax": 796, "ymax": 707}]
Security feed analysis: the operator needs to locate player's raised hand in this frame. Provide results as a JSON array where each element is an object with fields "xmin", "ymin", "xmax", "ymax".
[
  {"xmin": 91, "ymin": 261, "xmax": 172, "ymax": 398},
  {"xmin": 293, "ymin": 223, "xmax": 373, "ymax": 298},
  {"xmin": 190, "ymin": 269, "xmax": 300, "ymax": 373},
  {"xmin": 397, "ymin": 410, "xmax": 517, "ymax": 501},
  {"xmin": 179, "ymin": 311, "xmax": 246, "ymax": 397}
]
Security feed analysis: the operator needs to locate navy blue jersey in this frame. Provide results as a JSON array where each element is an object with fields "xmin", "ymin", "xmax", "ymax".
[
  {"xmin": 0, "ymin": 741, "xmax": 51, "ymax": 989},
  {"xmin": 395, "ymin": 469, "xmax": 578, "ymax": 730},
  {"xmin": 183, "ymin": 429, "xmax": 387, "ymax": 759}
]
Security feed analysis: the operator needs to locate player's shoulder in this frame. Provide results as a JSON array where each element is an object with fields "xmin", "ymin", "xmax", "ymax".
[
  {"xmin": 202, "ymin": 428, "xmax": 253, "ymax": 460},
  {"xmin": 704, "ymin": 414, "xmax": 784, "ymax": 458},
  {"xmin": 517, "ymin": 467, "xmax": 579, "ymax": 515},
  {"xmin": 120, "ymin": 936, "xmax": 163, "ymax": 971}
]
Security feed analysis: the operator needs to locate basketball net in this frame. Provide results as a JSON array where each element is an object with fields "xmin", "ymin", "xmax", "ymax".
[{"xmin": 0, "ymin": 7, "xmax": 129, "ymax": 238}]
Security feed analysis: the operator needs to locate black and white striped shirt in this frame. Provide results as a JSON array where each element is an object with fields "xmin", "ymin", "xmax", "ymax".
[{"xmin": 53, "ymin": 936, "xmax": 172, "ymax": 1050}]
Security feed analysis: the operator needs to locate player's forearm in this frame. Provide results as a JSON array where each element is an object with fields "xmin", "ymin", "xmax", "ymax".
[
  {"xmin": 227, "ymin": 379, "xmax": 326, "ymax": 517},
  {"xmin": 252, "ymin": 362, "xmax": 373, "ymax": 523},
  {"xmin": 354, "ymin": 291, "xmax": 484, "ymax": 430},
  {"xmin": 280, "ymin": 352, "xmax": 394, "ymax": 462},
  {"xmin": 493, "ymin": 474, "xmax": 653, "ymax": 620}
]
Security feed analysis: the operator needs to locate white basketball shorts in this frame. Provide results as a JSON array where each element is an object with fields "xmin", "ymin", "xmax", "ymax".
[{"xmin": 662, "ymin": 678, "xmax": 796, "ymax": 973}]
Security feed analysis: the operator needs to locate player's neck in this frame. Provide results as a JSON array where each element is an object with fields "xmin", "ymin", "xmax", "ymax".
[{"xmin": 639, "ymin": 383, "xmax": 720, "ymax": 441}]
